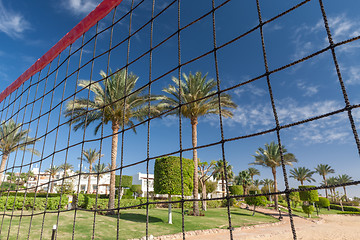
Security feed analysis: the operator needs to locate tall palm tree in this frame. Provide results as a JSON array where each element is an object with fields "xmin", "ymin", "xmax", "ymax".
[
  {"xmin": 93, "ymin": 163, "xmax": 109, "ymax": 177},
  {"xmin": 64, "ymin": 69, "xmax": 160, "ymax": 212},
  {"xmin": 315, "ymin": 164, "xmax": 335, "ymax": 199},
  {"xmin": 326, "ymin": 177, "xmax": 338, "ymax": 201},
  {"xmin": 248, "ymin": 167, "xmax": 260, "ymax": 181},
  {"xmin": 234, "ymin": 170, "xmax": 251, "ymax": 194},
  {"xmin": 260, "ymin": 178, "xmax": 274, "ymax": 201},
  {"xmin": 336, "ymin": 174, "xmax": 353, "ymax": 201},
  {"xmin": 253, "ymin": 179, "xmax": 261, "ymax": 188},
  {"xmin": 158, "ymin": 72, "xmax": 237, "ymax": 215},
  {"xmin": 289, "ymin": 167, "xmax": 316, "ymax": 185},
  {"xmin": 45, "ymin": 165, "xmax": 60, "ymax": 193},
  {"xmin": 213, "ymin": 160, "xmax": 234, "ymax": 198},
  {"xmin": 250, "ymin": 141, "xmax": 297, "ymax": 209},
  {"xmin": 0, "ymin": 119, "xmax": 39, "ymax": 184},
  {"xmin": 60, "ymin": 163, "xmax": 74, "ymax": 178},
  {"xmin": 79, "ymin": 148, "xmax": 103, "ymax": 194}
]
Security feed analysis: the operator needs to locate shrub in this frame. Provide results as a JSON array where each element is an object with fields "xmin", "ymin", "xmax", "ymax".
[
  {"xmin": 302, "ymin": 205, "xmax": 315, "ymax": 217},
  {"xmin": 229, "ymin": 185, "xmax": 244, "ymax": 196},
  {"xmin": 299, "ymin": 186, "xmax": 319, "ymax": 202},
  {"xmin": 316, "ymin": 197, "xmax": 330, "ymax": 208},
  {"xmin": 289, "ymin": 191, "xmax": 301, "ymax": 208},
  {"xmin": 330, "ymin": 204, "xmax": 360, "ymax": 212},
  {"xmin": 245, "ymin": 190, "xmax": 267, "ymax": 216}
]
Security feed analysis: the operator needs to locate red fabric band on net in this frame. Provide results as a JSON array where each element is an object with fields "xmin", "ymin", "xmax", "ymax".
[{"xmin": 0, "ymin": 0, "xmax": 123, "ymax": 104}]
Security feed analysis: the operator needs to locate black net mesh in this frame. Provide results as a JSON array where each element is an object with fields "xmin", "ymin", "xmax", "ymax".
[{"xmin": 0, "ymin": 0, "xmax": 359, "ymax": 239}]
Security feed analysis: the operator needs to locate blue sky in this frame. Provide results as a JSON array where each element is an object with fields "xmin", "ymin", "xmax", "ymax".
[{"xmin": 0, "ymin": 0, "xmax": 360, "ymax": 197}]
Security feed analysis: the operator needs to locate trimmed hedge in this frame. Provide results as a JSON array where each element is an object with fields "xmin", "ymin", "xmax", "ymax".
[
  {"xmin": 316, "ymin": 197, "xmax": 330, "ymax": 208},
  {"xmin": 229, "ymin": 185, "xmax": 244, "ymax": 196},
  {"xmin": 302, "ymin": 205, "xmax": 315, "ymax": 216},
  {"xmin": 330, "ymin": 204, "xmax": 360, "ymax": 212},
  {"xmin": 299, "ymin": 186, "xmax": 319, "ymax": 202},
  {"xmin": 0, "ymin": 196, "xmax": 68, "ymax": 211},
  {"xmin": 1, "ymin": 192, "xmax": 64, "ymax": 198}
]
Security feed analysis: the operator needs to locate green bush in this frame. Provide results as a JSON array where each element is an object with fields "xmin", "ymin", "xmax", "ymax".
[
  {"xmin": 302, "ymin": 205, "xmax": 315, "ymax": 217},
  {"xmin": 154, "ymin": 156, "xmax": 194, "ymax": 196},
  {"xmin": 331, "ymin": 201, "xmax": 360, "ymax": 206},
  {"xmin": 229, "ymin": 185, "xmax": 244, "ymax": 196},
  {"xmin": 0, "ymin": 196, "xmax": 68, "ymax": 211},
  {"xmin": 289, "ymin": 191, "xmax": 301, "ymax": 208},
  {"xmin": 299, "ymin": 186, "xmax": 319, "ymax": 202},
  {"xmin": 330, "ymin": 204, "xmax": 360, "ymax": 212},
  {"xmin": 316, "ymin": 197, "xmax": 330, "ymax": 208},
  {"xmin": 115, "ymin": 175, "xmax": 133, "ymax": 188}
]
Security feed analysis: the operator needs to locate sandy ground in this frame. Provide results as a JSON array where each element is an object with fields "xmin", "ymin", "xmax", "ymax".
[{"xmin": 169, "ymin": 209, "xmax": 360, "ymax": 240}]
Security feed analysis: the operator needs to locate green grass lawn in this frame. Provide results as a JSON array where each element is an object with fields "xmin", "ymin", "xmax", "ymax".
[{"xmin": 0, "ymin": 207, "xmax": 278, "ymax": 239}]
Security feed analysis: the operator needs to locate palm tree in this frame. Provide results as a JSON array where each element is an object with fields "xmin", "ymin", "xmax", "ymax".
[
  {"xmin": 336, "ymin": 174, "xmax": 353, "ymax": 201},
  {"xmin": 315, "ymin": 164, "xmax": 335, "ymax": 199},
  {"xmin": 79, "ymin": 148, "xmax": 103, "ymax": 194},
  {"xmin": 234, "ymin": 170, "xmax": 251, "ymax": 194},
  {"xmin": 93, "ymin": 163, "xmax": 108, "ymax": 177},
  {"xmin": 45, "ymin": 165, "xmax": 60, "ymax": 193},
  {"xmin": 64, "ymin": 69, "xmax": 160, "ymax": 212},
  {"xmin": 248, "ymin": 167, "xmax": 260, "ymax": 182},
  {"xmin": 253, "ymin": 179, "xmax": 261, "ymax": 188},
  {"xmin": 158, "ymin": 72, "xmax": 237, "ymax": 215},
  {"xmin": 0, "ymin": 119, "xmax": 40, "ymax": 185},
  {"xmin": 289, "ymin": 167, "xmax": 316, "ymax": 185},
  {"xmin": 250, "ymin": 141, "xmax": 297, "ymax": 209},
  {"xmin": 60, "ymin": 163, "xmax": 74, "ymax": 178},
  {"xmin": 213, "ymin": 160, "xmax": 234, "ymax": 198},
  {"xmin": 326, "ymin": 177, "xmax": 338, "ymax": 201},
  {"xmin": 260, "ymin": 178, "xmax": 274, "ymax": 201}
]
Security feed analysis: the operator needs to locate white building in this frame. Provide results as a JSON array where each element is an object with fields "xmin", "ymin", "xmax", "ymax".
[
  {"xmin": 132, "ymin": 172, "xmax": 154, "ymax": 197},
  {"xmin": 132, "ymin": 172, "xmax": 228, "ymax": 199},
  {"xmin": 25, "ymin": 167, "xmax": 110, "ymax": 194}
]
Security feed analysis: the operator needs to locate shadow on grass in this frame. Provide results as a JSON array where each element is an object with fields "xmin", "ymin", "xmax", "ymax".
[
  {"xmin": 107, "ymin": 213, "xmax": 163, "ymax": 223},
  {"xmin": 230, "ymin": 211, "xmax": 253, "ymax": 217}
]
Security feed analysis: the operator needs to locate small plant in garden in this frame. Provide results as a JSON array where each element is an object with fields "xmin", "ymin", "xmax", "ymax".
[
  {"xmin": 245, "ymin": 190, "xmax": 267, "ymax": 216},
  {"xmin": 299, "ymin": 185, "xmax": 319, "ymax": 218}
]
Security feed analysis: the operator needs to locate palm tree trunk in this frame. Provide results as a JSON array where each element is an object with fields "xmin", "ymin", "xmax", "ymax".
[
  {"xmin": 300, "ymin": 180, "xmax": 304, "ymax": 186},
  {"xmin": 191, "ymin": 117, "xmax": 199, "ymax": 216},
  {"xmin": 323, "ymin": 176, "xmax": 328, "ymax": 199},
  {"xmin": 272, "ymin": 168, "xmax": 278, "ymax": 209},
  {"xmin": 87, "ymin": 164, "xmax": 92, "ymax": 194},
  {"xmin": 343, "ymin": 186, "xmax": 348, "ymax": 202},
  {"xmin": 0, "ymin": 154, "xmax": 8, "ymax": 185},
  {"xmin": 108, "ymin": 124, "xmax": 119, "ymax": 213}
]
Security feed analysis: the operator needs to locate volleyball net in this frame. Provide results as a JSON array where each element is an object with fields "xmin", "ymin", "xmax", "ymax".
[{"xmin": 0, "ymin": 0, "xmax": 360, "ymax": 239}]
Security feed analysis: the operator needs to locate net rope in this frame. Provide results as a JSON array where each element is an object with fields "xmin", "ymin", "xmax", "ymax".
[{"xmin": 0, "ymin": 0, "xmax": 359, "ymax": 239}]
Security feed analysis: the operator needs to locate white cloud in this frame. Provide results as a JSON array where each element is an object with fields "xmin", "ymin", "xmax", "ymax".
[
  {"xmin": 0, "ymin": 1, "xmax": 30, "ymax": 38},
  {"xmin": 291, "ymin": 14, "xmax": 360, "ymax": 62},
  {"xmin": 221, "ymin": 99, "xmax": 350, "ymax": 144},
  {"xmin": 296, "ymin": 81, "xmax": 319, "ymax": 96},
  {"xmin": 234, "ymin": 84, "xmax": 267, "ymax": 98},
  {"xmin": 63, "ymin": 0, "xmax": 101, "ymax": 15},
  {"xmin": 343, "ymin": 66, "xmax": 360, "ymax": 85}
]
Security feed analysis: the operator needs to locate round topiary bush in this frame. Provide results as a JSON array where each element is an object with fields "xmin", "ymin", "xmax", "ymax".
[
  {"xmin": 317, "ymin": 197, "xmax": 330, "ymax": 208},
  {"xmin": 299, "ymin": 186, "xmax": 319, "ymax": 202},
  {"xmin": 302, "ymin": 204, "xmax": 315, "ymax": 217}
]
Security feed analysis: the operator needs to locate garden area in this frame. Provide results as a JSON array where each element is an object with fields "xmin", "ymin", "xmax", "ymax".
[{"xmin": 0, "ymin": 207, "xmax": 277, "ymax": 240}]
